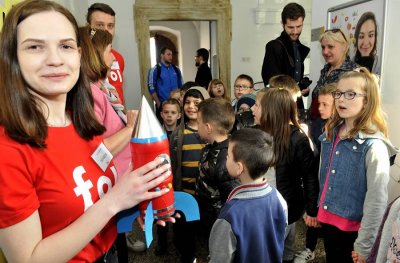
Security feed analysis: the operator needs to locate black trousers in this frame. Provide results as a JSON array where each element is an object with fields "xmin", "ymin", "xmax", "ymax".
[
  {"xmin": 173, "ymin": 214, "xmax": 197, "ymax": 263},
  {"xmin": 321, "ymin": 223, "xmax": 358, "ymax": 263},
  {"xmin": 305, "ymin": 226, "xmax": 323, "ymax": 251}
]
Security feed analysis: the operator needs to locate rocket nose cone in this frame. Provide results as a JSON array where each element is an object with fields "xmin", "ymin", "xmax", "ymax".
[{"xmin": 133, "ymin": 96, "xmax": 165, "ymax": 139}]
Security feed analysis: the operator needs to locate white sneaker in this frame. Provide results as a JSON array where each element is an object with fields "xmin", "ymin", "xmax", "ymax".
[
  {"xmin": 294, "ymin": 248, "xmax": 315, "ymax": 263},
  {"xmin": 126, "ymin": 235, "xmax": 146, "ymax": 253}
]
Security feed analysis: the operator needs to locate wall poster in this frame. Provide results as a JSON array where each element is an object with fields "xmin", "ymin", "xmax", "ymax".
[{"xmin": 327, "ymin": 0, "xmax": 386, "ymax": 75}]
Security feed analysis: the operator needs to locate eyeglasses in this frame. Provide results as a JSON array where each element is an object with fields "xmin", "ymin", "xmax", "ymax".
[
  {"xmin": 326, "ymin": 28, "xmax": 347, "ymax": 42},
  {"xmin": 332, "ymin": 91, "xmax": 366, "ymax": 100},
  {"xmin": 234, "ymin": 85, "xmax": 251, "ymax": 91}
]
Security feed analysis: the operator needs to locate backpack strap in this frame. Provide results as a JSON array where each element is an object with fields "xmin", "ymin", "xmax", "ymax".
[
  {"xmin": 275, "ymin": 39, "xmax": 295, "ymax": 68},
  {"xmin": 156, "ymin": 63, "xmax": 181, "ymax": 89}
]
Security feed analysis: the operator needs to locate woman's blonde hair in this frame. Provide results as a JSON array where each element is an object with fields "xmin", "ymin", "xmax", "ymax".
[
  {"xmin": 320, "ymin": 29, "xmax": 350, "ymax": 57},
  {"xmin": 326, "ymin": 67, "xmax": 387, "ymax": 140}
]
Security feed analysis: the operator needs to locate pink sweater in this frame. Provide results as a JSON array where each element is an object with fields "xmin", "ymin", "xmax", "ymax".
[{"xmin": 90, "ymin": 81, "xmax": 131, "ymax": 177}]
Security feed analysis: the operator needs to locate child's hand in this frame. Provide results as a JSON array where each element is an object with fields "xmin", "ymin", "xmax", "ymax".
[
  {"xmin": 304, "ymin": 215, "xmax": 318, "ymax": 227},
  {"xmin": 155, "ymin": 212, "xmax": 181, "ymax": 227},
  {"xmin": 352, "ymin": 250, "xmax": 366, "ymax": 263},
  {"xmin": 136, "ymin": 212, "xmax": 181, "ymax": 230}
]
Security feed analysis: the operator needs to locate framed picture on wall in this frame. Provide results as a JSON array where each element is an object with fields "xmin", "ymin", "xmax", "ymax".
[{"xmin": 327, "ymin": 0, "xmax": 386, "ymax": 76}]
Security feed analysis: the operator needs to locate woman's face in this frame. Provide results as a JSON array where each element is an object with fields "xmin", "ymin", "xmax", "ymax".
[
  {"xmin": 17, "ymin": 11, "xmax": 81, "ymax": 101},
  {"xmin": 358, "ymin": 19, "xmax": 376, "ymax": 57},
  {"xmin": 321, "ymin": 37, "xmax": 347, "ymax": 68},
  {"xmin": 103, "ymin": 43, "xmax": 115, "ymax": 68}
]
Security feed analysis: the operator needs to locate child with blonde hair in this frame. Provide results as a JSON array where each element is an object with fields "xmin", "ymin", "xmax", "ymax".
[{"xmin": 317, "ymin": 68, "xmax": 398, "ymax": 262}]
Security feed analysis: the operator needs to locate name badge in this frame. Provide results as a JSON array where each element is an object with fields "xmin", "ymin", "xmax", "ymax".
[
  {"xmin": 91, "ymin": 143, "xmax": 113, "ymax": 172},
  {"xmin": 111, "ymin": 61, "xmax": 120, "ymax": 70}
]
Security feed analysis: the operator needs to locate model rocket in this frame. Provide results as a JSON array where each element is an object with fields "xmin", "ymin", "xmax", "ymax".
[{"xmin": 116, "ymin": 96, "xmax": 200, "ymax": 248}]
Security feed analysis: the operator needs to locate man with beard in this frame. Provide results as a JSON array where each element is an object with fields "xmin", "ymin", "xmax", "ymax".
[
  {"xmin": 261, "ymin": 2, "xmax": 311, "ymax": 109},
  {"xmin": 195, "ymin": 48, "xmax": 212, "ymax": 88},
  {"xmin": 148, "ymin": 47, "xmax": 183, "ymax": 122}
]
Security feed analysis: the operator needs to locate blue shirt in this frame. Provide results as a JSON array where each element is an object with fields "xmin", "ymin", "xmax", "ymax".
[{"xmin": 148, "ymin": 62, "xmax": 183, "ymax": 103}]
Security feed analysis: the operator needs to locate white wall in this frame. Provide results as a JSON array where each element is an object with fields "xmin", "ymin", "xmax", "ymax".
[{"xmin": 310, "ymin": 0, "xmax": 400, "ymax": 202}]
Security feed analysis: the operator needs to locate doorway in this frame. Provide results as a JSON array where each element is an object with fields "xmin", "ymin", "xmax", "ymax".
[{"xmin": 134, "ymin": 0, "xmax": 231, "ymax": 102}]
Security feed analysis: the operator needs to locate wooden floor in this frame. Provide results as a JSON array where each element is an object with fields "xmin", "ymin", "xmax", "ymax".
[{"xmin": 128, "ymin": 219, "xmax": 326, "ymax": 263}]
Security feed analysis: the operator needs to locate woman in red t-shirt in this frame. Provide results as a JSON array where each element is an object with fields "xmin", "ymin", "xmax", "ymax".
[{"xmin": 0, "ymin": 1, "xmax": 171, "ymax": 262}]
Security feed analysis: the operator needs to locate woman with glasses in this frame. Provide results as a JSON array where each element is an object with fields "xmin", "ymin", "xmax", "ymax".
[
  {"xmin": 317, "ymin": 68, "xmax": 398, "ymax": 263},
  {"xmin": 310, "ymin": 29, "xmax": 358, "ymax": 121}
]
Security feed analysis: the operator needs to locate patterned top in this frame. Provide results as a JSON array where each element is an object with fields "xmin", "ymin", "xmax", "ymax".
[
  {"xmin": 181, "ymin": 126, "xmax": 205, "ymax": 195},
  {"xmin": 312, "ymin": 57, "xmax": 359, "ymax": 98},
  {"xmin": 310, "ymin": 57, "xmax": 359, "ymax": 119}
]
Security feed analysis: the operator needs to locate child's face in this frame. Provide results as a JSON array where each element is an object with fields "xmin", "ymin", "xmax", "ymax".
[
  {"xmin": 184, "ymin": 96, "xmax": 202, "ymax": 121},
  {"xmin": 318, "ymin": 94, "xmax": 334, "ymax": 120},
  {"xmin": 238, "ymin": 103, "xmax": 251, "ymax": 113},
  {"xmin": 212, "ymin": 83, "xmax": 225, "ymax": 98},
  {"xmin": 234, "ymin": 79, "xmax": 253, "ymax": 99},
  {"xmin": 251, "ymin": 96, "xmax": 262, "ymax": 125},
  {"xmin": 196, "ymin": 112, "xmax": 209, "ymax": 141},
  {"xmin": 179, "ymin": 91, "xmax": 185, "ymax": 106},
  {"xmin": 335, "ymin": 78, "xmax": 366, "ymax": 123},
  {"xmin": 161, "ymin": 104, "xmax": 181, "ymax": 126},
  {"xmin": 170, "ymin": 91, "xmax": 180, "ymax": 102}
]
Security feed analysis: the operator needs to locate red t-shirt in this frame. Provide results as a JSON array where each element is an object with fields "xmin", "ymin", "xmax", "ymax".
[
  {"xmin": 0, "ymin": 125, "xmax": 117, "ymax": 262},
  {"xmin": 109, "ymin": 49, "xmax": 125, "ymax": 105}
]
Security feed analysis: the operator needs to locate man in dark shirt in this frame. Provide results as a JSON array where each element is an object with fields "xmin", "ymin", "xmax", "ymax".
[
  {"xmin": 261, "ymin": 2, "xmax": 311, "ymax": 109},
  {"xmin": 195, "ymin": 48, "xmax": 212, "ymax": 88}
]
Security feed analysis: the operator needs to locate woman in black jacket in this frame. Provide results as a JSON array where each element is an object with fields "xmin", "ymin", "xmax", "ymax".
[{"xmin": 251, "ymin": 88, "xmax": 319, "ymax": 263}]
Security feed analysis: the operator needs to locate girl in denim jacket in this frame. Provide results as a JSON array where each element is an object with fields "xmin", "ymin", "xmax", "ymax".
[{"xmin": 317, "ymin": 68, "xmax": 398, "ymax": 263}]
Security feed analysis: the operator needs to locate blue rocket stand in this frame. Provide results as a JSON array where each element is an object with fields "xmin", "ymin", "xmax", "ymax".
[{"xmin": 116, "ymin": 191, "xmax": 200, "ymax": 248}]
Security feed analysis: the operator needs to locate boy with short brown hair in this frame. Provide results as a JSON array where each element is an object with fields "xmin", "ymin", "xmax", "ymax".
[
  {"xmin": 209, "ymin": 128, "xmax": 288, "ymax": 263},
  {"xmin": 196, "ymin": 98, "xmax": 240, "ymax": 240},
  {"xmin": 160, "ymin": 98, "xmax": 181, "ymax": 139}
]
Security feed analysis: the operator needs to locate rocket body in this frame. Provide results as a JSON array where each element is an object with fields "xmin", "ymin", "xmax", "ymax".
[
  {"xmin": 117, "ymin": 96, "xmax": 199, "ymax": 248},
  {"xmin": 130, "ymin": 134, "xmax": 175, "ymax": 219}
]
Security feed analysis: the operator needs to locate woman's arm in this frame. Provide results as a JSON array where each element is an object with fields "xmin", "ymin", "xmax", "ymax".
[
  {"xmin": 0, "ymin": 159, "xmax": 170, "ymax": 263},
  {"xmin": 103, "ymin": 110, "xmax": 137, "ymax": 156}
]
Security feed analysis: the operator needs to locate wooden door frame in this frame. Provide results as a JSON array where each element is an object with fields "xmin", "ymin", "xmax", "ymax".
[{"xmin": 134, "ymin": 0, "xmax": 232, "ymax": 102}]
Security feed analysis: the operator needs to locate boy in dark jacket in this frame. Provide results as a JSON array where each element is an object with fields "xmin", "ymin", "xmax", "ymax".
[{"xmin": 196, "ymin": 98, "xmax": 240, "ymax": 242}]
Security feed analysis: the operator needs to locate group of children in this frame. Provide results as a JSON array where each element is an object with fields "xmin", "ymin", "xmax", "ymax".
[{"xmin": 154, "ymin": 66, "xmax": 397, "ymax": 263}]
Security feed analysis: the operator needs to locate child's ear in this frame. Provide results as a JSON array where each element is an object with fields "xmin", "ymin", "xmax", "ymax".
[
  {"xmin": 178, "ymin": 112, "xmax": 182, "ymax": 119},
  {"xmin": 236, "ymin": 161, "xmax": 244, "ymax": 176},
  {"xmin": 206, "ymin": 123, "xmax": 212, "ymax": 134}
]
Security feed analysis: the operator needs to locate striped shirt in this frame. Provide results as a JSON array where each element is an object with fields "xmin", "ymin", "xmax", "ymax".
[{"xmin": 181, "ymin": 127, "xmax": 205, "ymax": 195}]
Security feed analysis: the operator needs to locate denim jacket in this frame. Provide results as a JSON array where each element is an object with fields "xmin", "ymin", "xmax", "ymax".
[
  {"xmin": 318, "ymin": 125, "xmax": 398, "ymax": 258},
  {"xmin": 319, "ymin": 130, "xmax": 373, "ymax": 220}
]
